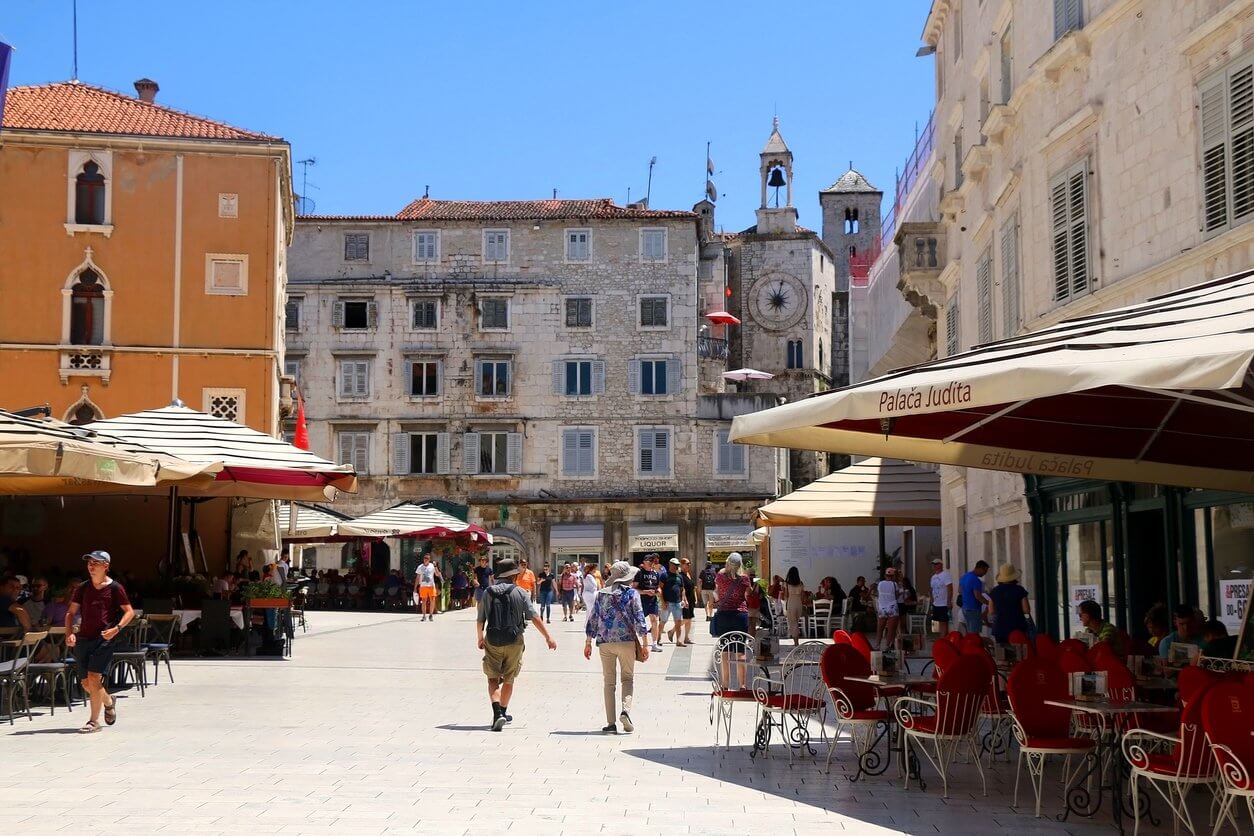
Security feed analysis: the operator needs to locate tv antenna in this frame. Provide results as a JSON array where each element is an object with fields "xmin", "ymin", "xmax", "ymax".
[
  {"xmin": 71, "ymin": 0, "xmax": 79, "ymax": 80},
  {"xmin": 645, "ymin": 156, "xmax": 658, "ymax": 207},
  {"xmin": 296, "ymin": 158, "xmax": 318, "ymax": 214}
]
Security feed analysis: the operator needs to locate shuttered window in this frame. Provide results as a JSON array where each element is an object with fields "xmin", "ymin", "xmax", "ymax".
[
  {"xmin": 465, "ymin": 431, "xmax": 521, "ymax": 475},
  {"xmin": 480, "ymin": 298, "xmax": 509, "ymax": 329},
  {"xmin": 976, "ymin": 247, "xmax": 993, "ymax": 344},
  {"xmin": 641, "ymin": 229, "xmax": 667, "ymax": 261},
  {"xmin": 284, "ymin": 298, "xmax": 301, "ymax": 332},
  {"xmin": 475, "ymin": 359, "xmax": 511, "ymax": 398},
  {"xmin": 553, "ymin": 359, "xmax": 605, "ymax": 397},
  {"xmin": 566, "ymin": 229, "xmax": 590, "ymax": 261},
  {"xmin": 483, "ymin": 230, "xmax": 510, "ymax": 262},
  {"xmin": 1000, "ymin": 214, "xmax": 1021, "ymax": 336},
  {"xmin": 413, "ymin": 231, "xmax": 439, "ymax": 261},
  {"xmin": 629, "ymin": 357, "xmax": 679, "ymax": 396},
  {"xmin": 333, "ymin": 299, "xmax": 377, "ymax": 330},
  {"xmin": 392, "ymin": 432, "xmax": 449, "ymax": 475},
  {"xmin": 637, "ymin": 427, "xmax": 672, "ymax": 477},
  {"xmin": 639, "ymin": 295, "xmax": 668, "ymax": 327},
  {"xmin": 411, "ymin": 299, "xmax": 438, "ymax": 329},
  {"xmin": 1050, "ymin": 160, "xmax": 1091, "ymax": 303},
  {"xmin": 715, "ymin": 429, "xmax": 746, "ymax": 476},
  {"xmin": 565, "ymin": 297, "xmax": 593, "ymax": 328},
  {"xmin": 1053, "ymin": 0, "xmax": 1082, "ymax": 41},
  {"xmin": 946, "ymin": 293, "xmax": 961, "ymax": 357},
  {"xmin": 1199, "ymin": 56, "xmax": 1254, "ymax": 236},
  {"xmin": 561, "ymin": 427, "xmax": 597, "ymax": 477},
  {"xmin": 406, "ymin": 359, "xmax": 440, "ymax": 397},
  {"xmin": 336, "ymin": 432, "xmax": 370, "ymax": 474},
  {"xmin": 344, "ymin": 233, "xmax": 369, "ymax": 261},
  {"xmin": 337, "ymin": 359, "xmax": 370, "ymax": 398}
]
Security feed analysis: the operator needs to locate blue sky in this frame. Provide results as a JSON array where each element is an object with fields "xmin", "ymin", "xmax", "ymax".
[{"xmin": 3, "ymin": 1, "xmax": 936, "ymax": 230}]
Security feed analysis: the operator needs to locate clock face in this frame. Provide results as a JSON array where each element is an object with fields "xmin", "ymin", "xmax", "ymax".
[{"xmin": 749, "ymin": 273, "xmax": 807, "ymax": 330}]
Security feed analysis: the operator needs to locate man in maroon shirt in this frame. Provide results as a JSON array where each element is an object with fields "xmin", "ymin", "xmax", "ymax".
[{"xmin": 65, "ymin": 550, "xmax": 135, "ymax": 733}]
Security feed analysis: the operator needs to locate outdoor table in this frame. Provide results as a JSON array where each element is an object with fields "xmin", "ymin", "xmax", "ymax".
[
  {"xmin": 0, "ymin": 638, "xmax": 19, "ymax": 662},
  {"xmin": 1044, "ymin": 697, "xmax": 1179, "ymax": 834},
  {"xmin": 172, "ymin": 608, "xmax": 245, "ymax": 634},
  {"xmin": 843, "ymin": 672, "xmax": 937, "ymax": 785}
]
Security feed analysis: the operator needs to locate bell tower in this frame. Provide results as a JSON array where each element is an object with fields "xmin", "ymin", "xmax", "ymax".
[{"xmin": 756, "ymin": 117, "xmax": 798, "ymax": 234}]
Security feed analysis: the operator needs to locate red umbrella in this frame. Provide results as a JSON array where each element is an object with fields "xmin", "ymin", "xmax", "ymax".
[{"xmin": 293, "ymin": 393, "xmax": 310, "ymax": 451}]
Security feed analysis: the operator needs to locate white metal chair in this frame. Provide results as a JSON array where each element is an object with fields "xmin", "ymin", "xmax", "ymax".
[
  {"xmin": 1124, "ymin": 690, "xmax": 1219, "ymax": 836},
  {"xmin": 898, "ymin": 654, "xmax": 990, "ymax": 798},
  {"xmin": 806, "ymin": 599, "xmax": 833, "ymax": 639},
  {"xmin": 1202, "ymin": 681, "xmax": 1254, "ymax": 836},
  {"xmin": 709, "ymin": 631, "xmax": 756, "ymax": 749},
  {"xmin": 752, "ymin": 641, "xmax": 827, "ymax": 761}
]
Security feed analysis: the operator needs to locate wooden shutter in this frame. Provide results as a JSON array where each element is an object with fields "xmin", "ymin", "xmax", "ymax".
[
  {"xmin": 338, "ymin": 432, "xmax": 353, "ymax": 466},
  {"xmin": 591, "ymin": 360, "xmax": 605, "ymax": 394},
  {"xmin": 1050, "ymin": 171, "xmax": 1072, "ymax": 301},
  {"xmin": 552, "ymin": 360, "xmax": 565, "ymax": 395},
  {"xmin": 462, "ymin": 433, "xmax": 480, "ymax": 474},
  {"xmin": 976, "ymin": 248, "xmax": 993, "ymax": 344},
  {"xmin": 1054, "ymin": 0, "xmax": 1081, "ymax": 40},
  {"xmin": 730, "ymin": 437, "xmax": 745, "ymax": 474},
  {"xmin": 366, "ymin": 301, "xmax": 379, "ymax": 329},
  {"xmin": 502, "ymin": 361, "xmax": 512, "ymax": 397},
  {"xmin": 627, "ymin": 359, "xmax": 640, "ymax": 394},
  {"xmin": 337, "ymin": 361, "xmax": 350, "ymax": 397},
  {"xmin": 352, "ymin": 435, "xmax": 369, "ymax": 474},
  {"xmin": 666, "ymin": 356, "xmax": 681, "ymax": 393},
  {"xmin": 653, "ymin": 430, "xmax": 671, "ymax": 475},
  {"xmin": 392, "ymin": 432, "xmax": 410, "ymax": 475},
  {"xmin": 578, "ymin": 430, "xmax": 594, "ymax": 474},
  {"xmin": 716, "ymin": 430, "xmax": 731, "ymax": 474},
  {"xmin": 1200, "ymin": 71, "xmax": 1230, "ymax": 233},
  {"xmin": 1000, "ymin": 215, "xmax": 1020, "ymax": 336},
  {"xmin": 1229, "ymin": 62, "xmax": 1254, "ymax": 223},
  {"xmin": 506, "ymin": 432, "xmax": 523, "ymax": 474},
  {"xmin": 638, "ymin": 429, "xmax": 654, "ymax": 473},
  {"xmin": 404, "ymin": 359, "xmax": 415, "ymax": 396},
  {"xmin": 332, "ymin": 301, "xmax": 345, "ymax": 328},
  {"xmin": 1067, "ymin": 164, "xmax": 1089, "ymax": 297},
  {"xmin": 474, "ymin": 360, "xmax": 485, "ymax": 396},
  {"xmin": 354, "ymin": 361, "xmax": 369, "ymax": 396},
  {"xmin": 562, "ymin": 429, "xmax": 579, "ymax": 475},
  {"xmin": 436, "ymin": 433, "xmax": 450, "ymax": 474},
  {"xmin": 946, "ymin": 294, "xmax": 961, "ymax": 357}
]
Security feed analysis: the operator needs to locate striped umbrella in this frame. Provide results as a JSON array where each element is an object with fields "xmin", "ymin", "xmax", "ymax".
[
  {"xmin": 340, "ymin": 502, "xmax": 492, "ymax": 545},
  {"xmin": 276, "ymin": 502, "xmax": 352, "ymax": 542},
  {"xmin": 88, "ymin": 404, "xmax": 357, "ymax": 500}
]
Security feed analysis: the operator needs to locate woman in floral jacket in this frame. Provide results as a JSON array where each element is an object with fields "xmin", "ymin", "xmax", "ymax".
[{"xmin": 584, "ymin": 561, "xmax": 650, "ymax": 734}]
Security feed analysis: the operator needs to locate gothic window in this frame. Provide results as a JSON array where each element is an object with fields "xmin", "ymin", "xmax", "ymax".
[
  {"xmin": 75, "ymin": 161, "xmax": 107, "ymax": 225},
  {"xmin": 69, "ymin": 270, "xmax": 105, "ymax": 345},
  {"xmin": 786, "ymin": 339, "xmax": 804, "ymax": 369},
  {"xmin": 844, "ymin": 207, "xmax": 860, "ymax": 234}
]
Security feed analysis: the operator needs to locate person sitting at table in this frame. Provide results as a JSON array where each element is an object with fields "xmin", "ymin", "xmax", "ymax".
[
  {"xmin": 1143, "ymin": 603, "xmax": 1170, "ymax": 649},
  {"xmin": 1158, "ymin": 603, "xmax": 1204, "ymax": 659},
  {"xmin": 1077, "ymin": 600, "xmax": 1123, "ymax": 655},
  {"xmin": 22, "ymin": 576, "xmax": 50, "ymax": 625},
  {"xmin": 986, "ymin": 563, "xmax": 1030, "ymax": 645},
  {"xmin": 213, "ymin": 572, "xmax": 233, "ymax": 599},
  {"xmin": 233, "ymin": 549, "xmax": 251, "ymax": 576},
  {"xmin": 45, "ymin": 580, "xmax": 79, "ymax": 629},
  {"xmin": 0, "ymin": 575, "xmax": 31, "ymax": 632},
  {"xmin": 1201, "ymin": 619, "xmax": 1238, "ymax": 658}
]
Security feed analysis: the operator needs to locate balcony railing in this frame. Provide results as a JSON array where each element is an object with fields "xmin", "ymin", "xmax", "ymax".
[
  {"xmin": 697, "ymin": 335, "xmax": 729, "ymax": 360},
  {"xmin": 879, "ymin": 111, "xmax": 936, "ymax": 252}
]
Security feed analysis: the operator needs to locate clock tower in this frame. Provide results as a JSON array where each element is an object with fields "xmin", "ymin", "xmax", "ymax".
[{"xmin": 722, "ymin": 118, "xmax": 839, "ymax": 488}]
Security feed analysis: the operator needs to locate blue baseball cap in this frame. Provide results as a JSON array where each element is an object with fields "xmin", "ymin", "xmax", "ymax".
[{"xmin": 82, "ymin": 550, "xmax": 112, "ymax": 564}]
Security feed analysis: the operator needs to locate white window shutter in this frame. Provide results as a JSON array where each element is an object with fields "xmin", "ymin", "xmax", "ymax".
[
  {"xmin": 392, "ymin": 433, "xmax": 410, "ymax": 475},
  {"xmin": 715, "ymin": 430, "xmax": 730, "ymax": 474},
  {"xmin": 338, "ymin": 433, "xmax": 353, "ymax": 466},
  {"xmin": 946, "ymin": 295, "xmax": 961, "ymax": 357},
  {"xmin": 591, "ymin": 360, "xmax": 605, "ymax": 394},
  {"xmin": 436, "ymin": 433, "xmax": 451, "ymax": 474},
  {"xmin": 337, "ymin": 363, "xmax": 349, "ymax": 397},
  {"xmin": 976, "ymin": 248, "xmax": 993, "ymax": 343},
  {"xmin": 1200, "ymin": 71, "xmax": 1230, "ymax": 233},
  {"xmin": 552, "ymin": 360, "xmax": 564, "ymax": 395},
  {"xmin": 732, "ymin": 439, "xmax": 746, "ymax": 474},
  {"xmin": 355, "ymin": 362, "xmax": 369, "ymax": 396},
  {"xmin": 503, "ymin": 361, "xmax": 512, "ymax": 397},
  {"xmin": 434, "ymin": 360, "xmax": 444, "ymax": 396},
  {"xmin": 562, "ymin": 429, "xmax": 578, "ymax": 475},
  {"xmin": 506, "ymin": 432, "xmax": 523, "ymax": 474},
  {"xmin": 366, "ymin": 301, "xmax": 379, "ymax": 329},
  {"xmin": 353, "ymin": 436, "xmax": 369, "ymax": 475},
  {"xmin": 462, "ymin": 433, "xmax": 480, "ymax": 474},
  {"xmin": 666, "ymin": 357, "xmax": 681, "ymax": 393},
  {"xmin": 654, "ymin": 430, "xmax": 671, "ymax": 475},
  {"xmin": 404, "ymin": 359, "xmax": 414, "ymax": 396},
  {"xmin": 1000, "ymin": 216, "xmax": 1020, "ymax": 336},
  {"xmin": 473, "ymin": 360, "xmax": 484, "ymax": 395},
  {"xmin": 1050, "ymin": 172, "xmax": 1071, "ymax": 301},
  {"xmin": 1068, "ymin": 164, "xmax": 1089, "ymax": 297},
  {"xmin": 627, "ymin": 359, "xmax": 640, "ymax": 394},
  {"xmin": 332, "ymin": 301, "xmax": 345, "ymax": 328}
]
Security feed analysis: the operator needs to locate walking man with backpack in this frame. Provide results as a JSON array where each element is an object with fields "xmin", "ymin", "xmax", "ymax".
[{"xmin": 476, "ymin": 558, "xmax": 557, "ymax": 731}]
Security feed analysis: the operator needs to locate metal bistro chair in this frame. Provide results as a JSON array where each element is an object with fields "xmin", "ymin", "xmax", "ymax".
[
  {"xmin": 1203, "ymin": 680, "xmax": 1254, "ymax": 835},
  {"xmin": 144, "ymin": 614, "xmax": 180, "ymax": 684},
  {"xmin": 106, "ymin": 620, "xmax": 150, "ymax": 697},
  {"xmin": 1, "ymin": 631, "xmax": 46, "ymax": 723},
  {"xmin": 26, "ymin": 628, "xmax": 76, "ymax": 716},
  {"xmin": 710, "ymin": 631, "xmax": 757, "ymax": 749},
  {"xmin": 898, "ymin": 654, "xmax": 993, "ymax": 798},
  {"xmin": 752, "ymin": 640, "xmax": 827, "ymax": 761}
]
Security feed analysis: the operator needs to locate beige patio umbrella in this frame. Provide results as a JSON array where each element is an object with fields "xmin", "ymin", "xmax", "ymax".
[
  {"xmin": 756, "ymin": 458, "xmax": 940, "ymax": 527},
  {"xmin": 732, "ymin": 271, "xmax": 1254, "ymax": 492},
  {"xmin": 0, "ymin": 410, "xmax": 216, "ymax": 493}
]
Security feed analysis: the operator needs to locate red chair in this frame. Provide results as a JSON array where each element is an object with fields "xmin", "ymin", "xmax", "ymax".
[
  {"xmin": 932, "ymin": 639, "xmax": 961, "ymax": 676},
  {"xmin": 964, "ymin": 647, "xmax": 1011, "ymax": 764},
  {"xmin": 849, "ymin": 631, "xmax": 873, "ymax": 663},
  {"xmin": 832, "ymin": 629, "xmax": 852, "ymax": 645},
  {"xmin": 944, "ymin": 631, "xmax": 964, "ymax": 647},
  {"xmin": 1007, "ymin": 658, "xmax": 1096, "ymax": 818},
  {"xmin": 1123, "ymin": 679, "xmax": 1219, "ymax": 836},
  {"xmin": 1178, "ymin": 666, "xmax": 1221, "ymax": 709},
  {"xmin": 1058, "ymin": 649, "xmax": 1089, "ymax": 675},
  {"xmin": 961, "ymin": 632, "xmax": 986, "ymax": 652},
  {"xmin": 1058, "ymin": 638, "xmax": 1088, "ymax": 656},
  {"xmin": 1035, "ymin": 633, "xmax": 1059, "ymax": 663},
  {"xmin": 1202, "ymin": 681, "xmax": 1254, "ymax": 833},
  {"xmin": 898, "ymin": 654, "xmax": 993, "ymax": 797},
  {"xmin": 820, "ymin": 643, "xmax": 889, "ymax": 774},
  {"xmin": 1008, "ymin": 629, "xmax": 1033, "ymax": 657},
  {"xmin": 1087, "ymin": 641, "xmax": 1117, "ymax": 668}
]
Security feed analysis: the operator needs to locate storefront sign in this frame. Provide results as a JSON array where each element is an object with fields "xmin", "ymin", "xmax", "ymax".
[
  {"xmin": 1219, "ymin": 579, "xmax": 1250, "ymax": 633},
  {"xmin": 1069, "ymin": 584, "xmax": 1100, "ymax": 630},
  {"xmin": 549, "ymin": 523, "xmax": 604, "ymax": 556},
  {"xmin": 704, "ymin": 523, "xmax": 755, "ymax": 551},
  {"xmin": 629, "ymin": 525, "xmax": 678, "ymax": 553}
]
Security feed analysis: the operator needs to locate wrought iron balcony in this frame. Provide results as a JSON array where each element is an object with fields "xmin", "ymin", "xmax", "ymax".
[{"xmin": 697, "ymin": 335, "xmax": 728, "ymax": 360}]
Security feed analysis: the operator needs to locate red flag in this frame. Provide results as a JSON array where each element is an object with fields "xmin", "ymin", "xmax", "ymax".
[{"xmin": 293, "ymin": 392, "xmax": 310, "ymax": 450}]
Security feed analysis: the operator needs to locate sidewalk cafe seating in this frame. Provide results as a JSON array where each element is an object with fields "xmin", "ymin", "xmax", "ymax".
[
  {"xmin": 820, "ymin": 642, "xmax": 890, "ymax": 774},
  {"xmin": 898, "ymin": 654, "xmax": 992, "ymax": 798},
  {"xmin": 806, "ymin": 599, "xmax": 833, "ymax": 639},
  {"xmin": 1123, "ymin": 677, "xmax": 1219, "ymax": 836},
  {"xmin": 710, "ymin": 631, "xmax": 757, "ymax": 749},
  {"xmin": 1058, "ymin": 638, "xmax": 1088, "ymax": 656},
  {"xmin": 751, "ymin": 641, "xmax": 827, "ymax": 761},
  {"xmin": 1035, "ymin": 633, "xmax": 1059, "ymax": 663},
  {"xmin": 1007, "ymin": 657, "xmax": 1097, "ymax": 818},
  {"xmin": 963, "ymin": 646, "xmax": 1011, "ymax": 764},
  {"xmin": 26, "ymin": 629, "xmax": 75, "ymax": 716},
  {"xmin": 1, "ymin": 631, "xmax": 46, "ymax": 723},
  {"xmin": 144, "ymin": 614, "xmax": 180, "ymax": 684},
  {"xmin": 106, "ymin": 620, "xmax": 150, "ymax": 697},
  {"xmin": 1008, "ymin": 629, "xmax": 1034, "ymax": 657},
  {"xmin": 1202, "ymin": 680, "xmax": 1254, "ymax": 834}
]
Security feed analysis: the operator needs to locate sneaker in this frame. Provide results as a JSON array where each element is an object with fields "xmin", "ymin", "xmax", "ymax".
[
  {"xmin": 601, "ymin": 724, "xmax": 618, "ymax": 734},
  {"xmin": 651, "ymin": 643, "xmax": 663, "ymax": 652},
  {"xmin": 503, "ymin": 711, "xmax": 513, "ymax": 723},
  {"xmin": 492, "ymin": 710, "xmax": 507, "ymax": 732},
  {"xmin": 619, "ymin": 712, "xmax": 634, "ymax": 733}
]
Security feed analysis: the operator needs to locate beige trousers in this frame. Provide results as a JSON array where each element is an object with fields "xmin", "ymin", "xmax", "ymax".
[{"xmin": 598, "ymin": 641, "xmax": 637, "ymax": 724}]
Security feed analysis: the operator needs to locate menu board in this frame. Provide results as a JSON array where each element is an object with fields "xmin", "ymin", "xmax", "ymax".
[{"xmin": 769, "ymin": 525, "xmax": 901, "ymax": 585}]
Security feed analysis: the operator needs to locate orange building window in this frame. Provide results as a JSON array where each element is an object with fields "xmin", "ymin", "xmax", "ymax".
[
  {"xmin": 75, "ymin": 161, "xmax": 107, "ymax": 225},
  {"xmin": 70, "ymin": 270, "xmax": 105, "ymax": 345}
]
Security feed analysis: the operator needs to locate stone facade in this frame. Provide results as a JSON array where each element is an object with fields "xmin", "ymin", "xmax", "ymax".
[
  {"xmin": 914, "ymin": 0, "xmax": 1254, "ymax": 587},
  {"xmin": 286, "ymin": 200, "xmax": 777, "ymax": 571}
]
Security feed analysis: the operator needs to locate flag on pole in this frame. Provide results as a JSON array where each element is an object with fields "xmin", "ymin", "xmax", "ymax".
[
  {"xmin": 706, "ymin": 155, "xmax": 715, "ymax": 175},
  {"xmin": 293, "ymin": 391, "xmax": 310, "ymax": 450},
  {"xmin": 706, "ymin": 180, "xmax": 718, "ymax": 203},
  {"xmin": 0, "ymin": 41, "xmax": 14, "ymax": 131}
]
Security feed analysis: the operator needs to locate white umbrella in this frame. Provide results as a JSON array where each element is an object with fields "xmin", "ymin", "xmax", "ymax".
[{"xmin": 723, "ymin": 368, "xmax": 775, "ymax": 382}]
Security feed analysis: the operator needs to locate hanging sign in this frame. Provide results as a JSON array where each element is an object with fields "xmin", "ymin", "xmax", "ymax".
[{"xmin": 1219, "ymin": 579, "xmax": 1250, "ymax": 633}]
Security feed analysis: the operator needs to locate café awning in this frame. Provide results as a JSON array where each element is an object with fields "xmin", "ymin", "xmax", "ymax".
[
  {"xmin": 88, "ymin": 405, "xmax": 357, "ymax": 500},
  {"xmin": 756, "ymin": 458, "xmax": 941, "ymax": 527},
  {"xmin": 733, "ymin": 272, "xmax": 1254, "ymax": 492},
  {"xmin": 339, "ymin": 501, "xmax": 492, "ymax": 545},
  {"xmin": 276, "ymin": 502, "xmax": 352, "ymax": 542},
  {"xmin": 0, "ymin": 409, "xmax": 217, "ymax": 493}
]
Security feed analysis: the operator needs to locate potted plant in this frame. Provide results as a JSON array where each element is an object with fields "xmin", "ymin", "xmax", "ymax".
[
  {"xmin": 170, "ymin": 574, "xmax": 212, "ymax": 608},
  {"xmin": 240, "ymin": 580, "xmax": 290, "ymax": 608}
]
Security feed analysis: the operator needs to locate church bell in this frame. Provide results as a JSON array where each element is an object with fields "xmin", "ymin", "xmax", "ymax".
[{"xmin": 767, "ymin": 167, "xmax": 787, "ymax": 187}]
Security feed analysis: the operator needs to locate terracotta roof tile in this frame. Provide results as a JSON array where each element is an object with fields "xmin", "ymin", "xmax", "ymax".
[{"xmin": 1, "ymin": 81, "xmax": 281, "ymax": 142}]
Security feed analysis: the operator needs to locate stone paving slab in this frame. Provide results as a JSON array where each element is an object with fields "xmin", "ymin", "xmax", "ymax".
[{"xmin": 1, "ymin": 609, "xmax": 1215, "ymax": 835}]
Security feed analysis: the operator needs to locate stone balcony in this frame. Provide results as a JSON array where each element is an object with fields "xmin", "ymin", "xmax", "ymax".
[{"xmin": 894, "ymin": 221, "xmax": 946, "ymax": 321}]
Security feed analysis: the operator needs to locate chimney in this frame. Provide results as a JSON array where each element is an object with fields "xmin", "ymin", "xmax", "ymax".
[{"xmin": 133, "ymin": 78, "xmax": 159, "ymax": 103}]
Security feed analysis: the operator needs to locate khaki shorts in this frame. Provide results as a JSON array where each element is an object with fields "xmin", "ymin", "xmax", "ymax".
[{"xmin": 483, "ymin": 640, "xmax": 524, "ymax": 683}]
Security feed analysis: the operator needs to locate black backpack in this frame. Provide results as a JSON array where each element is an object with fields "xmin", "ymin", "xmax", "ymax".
[{"xmin": 485, "ymin": 586, "xmax": 525, "ymax": 646}]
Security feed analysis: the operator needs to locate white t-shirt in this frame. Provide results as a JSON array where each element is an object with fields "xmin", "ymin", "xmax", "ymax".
[
  {"xmin": 276, "ymin": 561, "xmax": 289, "ymax": 585},
  {"xmin": 416, "ymin": 563, "xmax": 437, "ymax": 587},
  {"xmin": 876, "ymin": 580, "xmax": 899, "ymax": 611},
  {"xmin": 930, "ymin": 571, "xmax": 953, "ymax": 606},
  {"xmin": 582, "ymin": 575, "xmax": 598, "ymax": 595}
]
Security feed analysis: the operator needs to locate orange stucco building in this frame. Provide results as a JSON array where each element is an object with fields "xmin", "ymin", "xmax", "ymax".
[{"xmin": 0, "ymin": 79, "xmax": 292, "ymax": 432}]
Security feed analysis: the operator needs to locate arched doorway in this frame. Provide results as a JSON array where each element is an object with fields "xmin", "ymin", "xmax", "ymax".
[{"xmin": 488, "ymin": 529, "xmax": 527, "ymax": 570}]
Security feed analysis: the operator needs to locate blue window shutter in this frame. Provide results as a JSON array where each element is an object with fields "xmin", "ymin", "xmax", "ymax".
[
  {"xmin": 562, "ymin": 429, "xmax": 579, "ymax": 475},
  {"xmin": 578, "ymin": 430, "xmax": 595, "ymax": 474},
  {"xmin": 654, "ymin": 430, "xmax": 671, "ymax": 474}
]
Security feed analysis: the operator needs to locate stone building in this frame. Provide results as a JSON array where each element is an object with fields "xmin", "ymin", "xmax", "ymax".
[
  {"xmin": 722, "ymin": 120, "xmax": 840, "ymax": 487},
  {"xmin": 821, "ymin": 168, "xmax": 883, "ymax": 393},
  {"xmin": 893, "ymin": 0, "xmax": 1254, "ymax": 633},
  {"xmin": 286, "ymin": 197, "xmax": 779, "ymax": 574}
]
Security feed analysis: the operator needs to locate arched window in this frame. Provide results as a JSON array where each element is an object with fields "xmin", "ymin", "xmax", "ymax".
[
  {"xmin": 844, "ymin": 207, "xmax": 860, "ymax": 234},
  {"xmin": 70, "ymin": 269, "xmax": 105, "ymax": 345},
  {"xmin": 75, "ymin": 161, "xmax": 107, "ymax": 225}
]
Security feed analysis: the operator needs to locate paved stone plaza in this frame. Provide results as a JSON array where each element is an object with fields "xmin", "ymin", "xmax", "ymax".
[{"xmin": 3, "ymin": 610, "xmax": 1187, "ymax": 835}]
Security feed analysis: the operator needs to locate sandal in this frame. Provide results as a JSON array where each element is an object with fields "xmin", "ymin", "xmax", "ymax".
[
  {"xmin": 78, "ymin": 720, "xmax": 102, "ymax": 734},
  {"xmin": 104, "ymin": 703, "xmax": 117, "ymax": 726}
]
